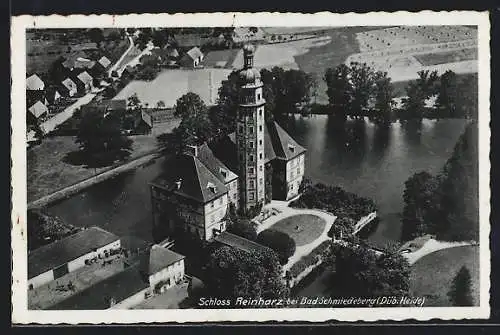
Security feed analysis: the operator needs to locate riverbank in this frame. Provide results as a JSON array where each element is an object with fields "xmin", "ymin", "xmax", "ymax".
[{"xmin": 28, "ymin": 135, "xmax": 159, "ymax": 203}]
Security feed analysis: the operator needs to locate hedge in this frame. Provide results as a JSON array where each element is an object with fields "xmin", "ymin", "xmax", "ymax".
[{"xmin": 288, "ymin": 240, "xmax": 331, "ymax": 278}]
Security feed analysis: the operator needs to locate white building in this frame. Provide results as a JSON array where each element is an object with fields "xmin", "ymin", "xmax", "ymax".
[{"xmin": 28, "ymin": 227, "xmax": 120, "ymax": 289}]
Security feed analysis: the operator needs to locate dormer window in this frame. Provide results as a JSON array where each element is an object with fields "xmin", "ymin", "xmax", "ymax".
[
  {"xmin": 207, "ymin": 182, "xmax": 217, "ymax": 194},
  {"xmin": 219, "ymin": 168, "xmax": 227, "ymax": 178},
  {"xmin": 288, "ymin": 143, "xmax": 296, "ymax": 153}
]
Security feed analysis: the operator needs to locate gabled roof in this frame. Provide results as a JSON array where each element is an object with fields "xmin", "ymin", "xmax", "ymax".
[
  {"xmin": 28, "ymin": 227, "xmax": 119, "ymax": 279},
  {"xmin": 62, "ymin": 77, "xmax": 77, "ymax": 90},
  {"xmin": 74, "ymin": 57, "xmax": 96, "ymax": 69},
  {"xmin": 185, "ymin": 47, "xmax": 203, "ymax": 61},
  {"xmin": 76, "ymin": 71, "xmax": 93, "ymax": 85},
  {"xmin": 26, "ymin": 74, "xmax": 45, "ymax": 91},
  {"xmin": 28, "ymin": 100, "xmax": 48, "ymax": 118},
  {"xmin": 266, "ymin": 121, "xmax": 306, "ymax": 160},
  {"xmin": 197, "ymin": 143, "xmax": 238, "ymax": 184},
  {"xmin": 98, "ymin": 56, "xmax": 112, "ymax": 68},
  {"xmin": 140, "ymin": 245, "xmax": 184, "ymax": 276},
  {"xmin": 151, "ymin": 154, "xmax": 228, "ymax": 203}
]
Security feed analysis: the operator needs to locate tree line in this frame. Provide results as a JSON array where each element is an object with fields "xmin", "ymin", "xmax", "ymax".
[{"xmin": 401, "ymin": 122, "xmax": 479, "ymax": 242}]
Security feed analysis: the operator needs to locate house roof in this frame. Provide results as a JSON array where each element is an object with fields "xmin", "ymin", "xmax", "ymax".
[
  {"xmin": 98, "ymin": 56, "xmax": 112, "ymax": 68},
  {"xmin": 214, "ymin": 232, "xmax": 271, "ymax": 254},
  {"xmin": 151, "ymin": 154, "xmax": 228, "ymax": 203},
  {"xmin": 28, "ymin": 227, "xmax": 120, "ymax": 279},
  {"xmin": 266, "ymin": 121, "xmax": 306, "ymax": 160},
  {"xmin": 61, "ymin": 78, "xmax": 77, "ymax": 91},
  {"xmin": 28, "ymin": 100, "xmax": 48, "ymax": 118},
  {"xmin": 85, "ymin": 99, "xmax": 127, "ymax": 112},
  {"xmin": 196, "ymin": 143, "xmax": 238, "ymax": 184},
  {"xmin": 49, "ymin": 264, "xmax": 148, "ymax": 310},
  {"xmin": 26, "ymin": 74, "xmax": 44, "ymax": 90},
  {"xmin": 140, "ymin": 245, "xmax": 184, "ymax": 276},
  {"xmin": 185, "ymin": 47, "xmax": 203, "ymax": 61},
  {"xmin": 76, "ymin": 71, "xmax": 93, "ymax": 85},
  {"xmin": 74, "ymin": 57, "xmax": 96, "ymax": 69}
]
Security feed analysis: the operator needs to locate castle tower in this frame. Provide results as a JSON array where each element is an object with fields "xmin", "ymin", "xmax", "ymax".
[{"xmin": 236, "ymin": 45, "xmax": 266, "ymax": 211}]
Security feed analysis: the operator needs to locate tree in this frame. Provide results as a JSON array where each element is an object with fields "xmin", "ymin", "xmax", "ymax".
[
  {"xmin": 456, "ymin": 73, "xmax": 478, "ymax": 120},
  {"xmin": 257, "ymin": 229, "xmax": 296, "ymax": 265},
  {"xmin": 174, "ymin": 93, "xmax": 214, "ymax": 145},
  {"xmin": 227, "ymin": 217, "xmax": 258, "ymax": 241},
  {"xmin": 136, "ymin": 28, "xmax": 153, "ymax": 50},
  {"xmin": 324, "ymin": 64, "xmax": 353, "ymax": 121},
  {"xmin": 75, "ymin": 107, "xmax": 132, "ymax": 167},
  {"xmin": 436, "ymin": 70, "xmax": 459, "ymax": 118},
  {"xmin": 331, "ymin": 243, "xmax": 410, "ymax": 298},
  {"xmin": 371, "ymin": 71, "xmax": 394, "ymax": 125},
  {"xmin": 401, "ymin": 171, "xmax": 440, "ymax": 241},
  {"xmin": 349, "ymin": 62, "xmax": 376, "ymax": 119},
  {"xmin": 403, "ymin": 70, "xmax": 438, "ymax": 121},
  {"xmin": 87, "ymin": 28, "xmax": 104, "ymax": 47},
  {"xmin": 204, "ymin": 246, "xmax": 289, "ymax": 300},
  {"xmin": 328, "ymin": 217, "xmax": 356, "ymax": 239},
  {"xmin": 448, "ymin": 266, "xmax": 474, "ymax": 306},
  {"xmin": 156, "ymin": 100, "xmax": 166, "ymax": 108}
]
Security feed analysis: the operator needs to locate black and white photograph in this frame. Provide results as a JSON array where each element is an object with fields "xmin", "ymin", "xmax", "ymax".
[{"xmin": 11, "ymin": 11, "xmax": 491, "ymax": 323}]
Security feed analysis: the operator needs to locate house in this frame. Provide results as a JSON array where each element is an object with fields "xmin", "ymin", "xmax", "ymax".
[
  {"xmin": 179, "ymin": 47, "xmax": 204, "ymax": 68},
  {"xmin": 75, "ymin": 71, "xmax": 94, "ymax": 93},
  {"xmin": 45, "ymin": 86, "xmax": 63, "ymax": 105},
  {"xmin": 98, "ymin": 56, "xmax": 112, "ymax": 69},
  {"xmin": 26, "ymin": 74, "xmax": 45, "ymax": 91},
  {"xmin": 61, "ymin": 77, "xmax": 78, "ymax": 97},
  {"xmin": 150, "ymin": 45, "xmax": 307, "ymax": 243},
  {"xmin": 27, "ymin": 100, "xmax": 49, "ymax": 119},
  {"xmin": 82, "ymin": 99, "xmax": 127, "ymax": 114},
  {"xmin": 49, "ymin": 244, "xmax": 185, "ymax": 310},
  {"xmin": 28, "ymin": 227, "xmax": 121, "ymax": 289}
]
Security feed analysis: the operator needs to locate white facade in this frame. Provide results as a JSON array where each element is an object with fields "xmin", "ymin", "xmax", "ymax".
[
  {"xmin": 148, "ymin": 259, "xmax": 185, "ymax": 290},
  {"xmin": 109, "ymin": 288, "xmax": 150, "ymax": 309},
  {"xmin": 203, "ymin": 194, "xmax": 229, "ymax": 240},
  {"xmin": 285, "ymin": 153, "xmax": 306, "ymax": 200},
  {"xmin": 28, "ymin": 239, "xmax": 121, "ymax": 290},
  {"xmin": 225, "ymin": 179, "xmax": 239, "ymax": 210}
]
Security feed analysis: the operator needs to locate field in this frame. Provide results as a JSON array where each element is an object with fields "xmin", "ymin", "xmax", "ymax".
[
  {"xmin": 415, "ymin": 48, "xmax": 477, "ymax": 66},
  {"xmin": 410, "ymin": 245, "xmax": 480, "ymax": 306},
  {"xmin": 27, "ymin": 135, "xmax": 159, "ymax": 202},
  {"xmin": 269, "ymin": 214, "xmax": 327, "ymax": 247}
]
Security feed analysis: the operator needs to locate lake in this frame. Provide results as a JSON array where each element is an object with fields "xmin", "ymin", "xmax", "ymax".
[{"xmin": 46, "ymin": 117, "xmax": 469, "ymax": 249}]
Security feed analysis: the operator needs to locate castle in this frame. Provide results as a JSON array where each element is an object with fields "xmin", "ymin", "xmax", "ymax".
[{"xmin": 150, "ymin": 45, "xmax": 306, "ymax": 242}]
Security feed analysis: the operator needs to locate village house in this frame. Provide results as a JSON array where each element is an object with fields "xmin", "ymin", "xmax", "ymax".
[
  {"xmin": 74, "ymin": 71, "xmax": 94, "ymax": 93},
  {"xmin": 26, "ymin": 74, "xmax": 45, "ymax": 91},
  {"xmin": 27, "ymin": 100, "xmax": 49, "ymax": 119},
  {"xmin": 98, "ymin": 55, "xmax": 112, "ymax": 69},
  {"xmin": 179, "ymin": 47, "xmax": 204, "ymax": 68},
  {"xmin": 28, "ymin": 227, "xmax": 121, "ymax": 290},
  {"xmin": 60, "ymin": 77, "xmax": 78, "ymax": 97},
  {"xmin": 150, "ymin": 45, "xmax": 306, "ymax": 243}
]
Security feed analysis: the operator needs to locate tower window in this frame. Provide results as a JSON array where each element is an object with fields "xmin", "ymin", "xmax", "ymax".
[
  {"xmin": 249, "ymin": 155, "xmax": 254, "ymax": 162},
  {"xmin": 249, "ymin": 126, "xmax": 254, "ymax": 134},
  {"xmin": 259, "ymin": 165, "xmax": 263, "ymax": 171},
  {"xmin": 250, "ymin": 180, "xmax": 255, "ymax": 188},
  {"xmin": 259, "ymin": 109, "xmax": 262, "ymax": 116},
  {"xmin": 259, "ymin": 139, "xmax": 262, "ymax": 145},
  {"xmin": 249, "ymin": 167, "xmax": 254, "ymax": 174},
  {"xmin": 249, "ymin": 192, "xmax": 254, "ymax": 200},
  {"xmin": 249, "ymin": 141, "xmax": 254, "ymax": 148},
  {"xmin": 259, "ymin": 178, "xmax": 263, "ymax": 185},
  {"xmin": 259, "ymin": 125, "xmax": 263, "ymax": 132},
  {"xmin": 259, "ymin": 153, "xmax": 263, "ymax": 159},
  {"xmin": 257, "ymin": 93, "xmax": 261, "ymax": 100}
]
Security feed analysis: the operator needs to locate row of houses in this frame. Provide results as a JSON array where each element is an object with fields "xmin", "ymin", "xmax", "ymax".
[
  {"xmin": 28, "ymin": 226, "xmax": 187, "ymax": 310},
  {"xmin": 26, "ymin": 55, "xmax": 113, "ymax": 121}
]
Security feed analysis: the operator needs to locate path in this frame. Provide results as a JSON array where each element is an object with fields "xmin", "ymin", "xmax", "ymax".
[
  {"xmin": 107, "ymin": 34, "xmax": 135, "ymax": 77},
  {"xmin": 40, "ymin": 91, "xmax": 101, "ymax": 135},
  {"xmin": 116, "ymin": 41, "xmax": 155, "ymax": 77},
  {"xmin": 403, "ymin": 238, "xmax": 476, "ymax": 265}
]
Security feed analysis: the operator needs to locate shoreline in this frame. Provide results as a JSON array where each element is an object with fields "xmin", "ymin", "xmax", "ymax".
[{"xmin": 27, "ymin": 148, "xmax": 163, "ymax": 210}]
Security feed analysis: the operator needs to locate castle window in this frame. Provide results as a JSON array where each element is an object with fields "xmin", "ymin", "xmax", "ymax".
[
  {"xmin": 259, "ymin": 153, "xmax": 263, "ymax": 159},
  {"xmin": 249, "ymin": 141, "xmax": 254, "ymax": 148},
  {"xmin": 259, "ymin": 139, "xmax": 262, "ymax": 146},
  {"xmin": 207, "ymin": 182, "xmax": 217, "ymax": 194},
  {"xmin": 259, "ymin": 109, "xmax": 262, "ymax": 116},
  {"xmin": 249, "ymin": 126, "xmax": 254, "ymax": 134},
  {"xmin": 250, "ymin": 180, "xmax": 255, "ymax": 188},
  {"xmin": 288, "ymin": 143, "xmax": 296, "ymax": 153},
  {"xmin": 297, "ymin": 167, "xmax": 300, "ymax": 175},
  {"xmin": 257, "ymin": 93, "xmax": 261, "ymax": 100},
  {"xmin": 249, "ymin": 155, "xmax": 254, "ymax": 162},
  {"xmin": 211, "ymin": 202, "xmax": 214, "ymax": 209},
  {"xmin": 249, "ymin": 167, "xmax": 254, "ymax": 174},
  {"xmin": 259, "ymin": 178, "xmax": 263, "ymax": 185},
  {"xmin": 249, "ymin": 192, "xmax": 254, "ymax": 200},
  {"xmin": 219, "ymin": 168, "xmax": 227, "ymax": 178},
  {"xmin": 259, "ymin": 165, "xmax": 263, "ymax": 171},
  {"xmin": 259, "ymin": 125, "xmax": 263, "ymax": 132}
]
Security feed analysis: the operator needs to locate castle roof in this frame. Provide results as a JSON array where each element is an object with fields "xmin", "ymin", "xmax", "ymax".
[
  {"xmin": 266, "ymin": 121, "xmax": 307, "ymax": 160},
  {"xmin": 151, "ymin": 154, "xmax": 228, "ymax": 204},
  {"xmin": 196, "ymin": 143, "xmax": 238, "ymax": 184},
  {"xmin": 140, "ymin": 244, "xmax": 184, "ymax": 276}
]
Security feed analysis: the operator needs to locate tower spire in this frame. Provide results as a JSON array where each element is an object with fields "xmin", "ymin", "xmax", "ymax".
[{"xmin": 243, "ymin": 44, "xmax": 255, "ymax": 69}]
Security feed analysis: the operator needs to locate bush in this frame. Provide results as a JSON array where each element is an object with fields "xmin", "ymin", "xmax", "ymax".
[
  {"xmin": 227, "ymin": 218, "xmax": 257, "ymax": 241},
  {"xmin": 257, "ymin": 229, "xmax": 296, "ymax": 265},
  {"xmin": 288, "ymin": 240, "xmax": 331, "ymax": 278},
  {"xmin": 290, "ymin": 181, "xmax": 376, "ymax": 221}
]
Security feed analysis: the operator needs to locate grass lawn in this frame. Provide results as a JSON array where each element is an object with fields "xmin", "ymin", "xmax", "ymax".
[
  {"xmin": 410, "ymin": 245, "xmax": 479, "ymax": 306},
  {"xmin": 27, "ymin": 135, "xmax": 159, "ymax": 202},
  {"xmin": 270, "ymin": 214, "xmax": 326, "ymax": 247}
]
